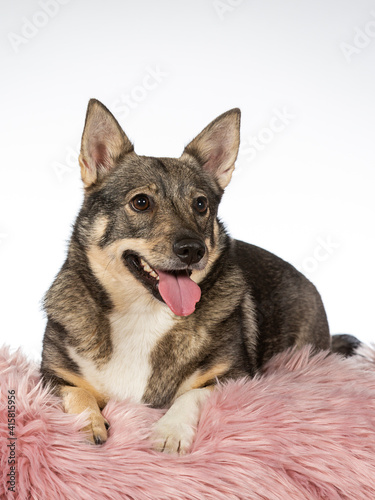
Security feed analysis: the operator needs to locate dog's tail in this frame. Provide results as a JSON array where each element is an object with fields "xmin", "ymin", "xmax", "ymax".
[{"xmin": 331, "ymin": 334, "xmax": 362, "ymax": 357}]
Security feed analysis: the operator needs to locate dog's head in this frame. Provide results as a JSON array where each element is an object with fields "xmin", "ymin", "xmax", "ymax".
[{"xmin": 76, "ymin": 99, "xmax": 240, "ymax": 317}]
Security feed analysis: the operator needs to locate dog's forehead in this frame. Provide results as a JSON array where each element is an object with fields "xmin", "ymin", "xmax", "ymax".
[{"xmin": 113, "ymin": 155, "xmax": 216, "ymax": 197}]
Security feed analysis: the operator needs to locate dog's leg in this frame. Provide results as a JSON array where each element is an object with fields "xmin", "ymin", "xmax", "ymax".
[
  {"xmin": 151, "ymin": 387, "xmax": 212, "ymax": 455},
  {"xmin": 61, "ymin": 386, "xmax": 109, "ymax": 445}
]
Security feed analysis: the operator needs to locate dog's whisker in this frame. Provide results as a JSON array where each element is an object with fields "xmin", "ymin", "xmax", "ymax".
[{"xmin": 103, "ymin": 255, "xmax": 115, "ymax": 275}]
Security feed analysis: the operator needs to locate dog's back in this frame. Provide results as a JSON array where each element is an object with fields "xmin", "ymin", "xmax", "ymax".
[{"xmin": 234, "ymin": 240, "xmax": 330, "ymax": 367}]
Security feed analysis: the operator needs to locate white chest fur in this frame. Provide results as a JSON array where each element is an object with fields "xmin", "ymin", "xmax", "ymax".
[{"xmin": 68, "ymin": 299, "xmax": 174, "ymax": 403}]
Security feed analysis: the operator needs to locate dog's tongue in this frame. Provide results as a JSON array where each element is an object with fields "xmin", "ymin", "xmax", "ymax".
[{"xmin": 157, "ymin": 270, "xmax": 201, "ymax": 316}]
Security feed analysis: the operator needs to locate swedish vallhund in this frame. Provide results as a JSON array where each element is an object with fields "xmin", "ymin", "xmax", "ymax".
[{"xmin": 41, "ymin": 99, "xmax": 359, "ymax": 454}]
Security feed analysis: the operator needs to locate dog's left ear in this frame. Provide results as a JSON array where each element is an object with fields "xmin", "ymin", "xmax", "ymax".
[{"xmin": 181, "ymin": 109, "xmax": 241, "ymax": 190}]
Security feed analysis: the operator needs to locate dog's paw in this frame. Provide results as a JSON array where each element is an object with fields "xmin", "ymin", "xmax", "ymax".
[
  {"xmin": 150, "ymin": 388, "xmax": 211, "ymax": 454},
  {"xmin": 61, "ymin": 386, "xmax": 109, "ymax": 445},
  {"xmin": 82, "ymin": 413, "xmax": 109, "ymax": 445},
  {"xmin": 151, "ymin": 413, "xmax": 196, "ymax": 455}
]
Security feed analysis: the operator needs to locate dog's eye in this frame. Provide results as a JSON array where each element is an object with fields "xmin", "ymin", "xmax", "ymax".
[
  {"xmin": 194, "ymin": 196, "xmax": 208, "ymax": 214},
  {"xmin": 131, "ymin": 194, "xmax": 151, "ymax": 212}
]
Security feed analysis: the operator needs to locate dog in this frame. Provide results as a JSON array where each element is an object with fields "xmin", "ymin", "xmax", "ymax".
[{"xmin": 41, "ymin": 99, "xmax": 359, "ymax": 454}]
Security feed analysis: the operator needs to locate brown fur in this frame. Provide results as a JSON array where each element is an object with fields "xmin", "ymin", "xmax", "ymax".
[{"xmin": 41, "ymin": 100, "xmax": 342, "ymax": 451}]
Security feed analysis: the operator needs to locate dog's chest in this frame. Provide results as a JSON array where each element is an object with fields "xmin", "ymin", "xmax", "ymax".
[{"xmin": 70, "ymin": 305, "xmax": 174, "ymax": 402}]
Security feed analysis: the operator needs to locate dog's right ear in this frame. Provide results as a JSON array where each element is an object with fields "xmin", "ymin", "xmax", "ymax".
[{"xmin": 79, "ymin": 99, "xmax": 134, "ymax": 188}]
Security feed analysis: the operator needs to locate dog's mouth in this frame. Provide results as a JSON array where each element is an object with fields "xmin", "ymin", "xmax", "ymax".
[{"xmin": 123, "ymin": 252, "xmax": 201, "ymax": 317}]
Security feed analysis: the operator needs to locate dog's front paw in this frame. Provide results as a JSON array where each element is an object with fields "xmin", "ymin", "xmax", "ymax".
[
  {"xmin": 82, "ymin": 412, "xmax": 109, "ymax": 445},
  {"xmin": 150, "ymin": 388, "xmax": 211, "ymax": 454},
  {"xmin": 61, "ymin": 386, "xmax": 109, "ymax": 445},
  {"xmin": 151, "ymin": 413, "xmax": 196, "ymax": 455}
]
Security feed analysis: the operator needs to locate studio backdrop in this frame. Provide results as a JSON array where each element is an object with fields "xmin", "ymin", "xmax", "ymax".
[{"xmin": 1, "ymin": 0, "xmax": 374, "ymax": 358}]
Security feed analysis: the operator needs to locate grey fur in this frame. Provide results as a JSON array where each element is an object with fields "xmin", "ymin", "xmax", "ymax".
[{"xmin": 41, "ymin": 99, "xmax": 356, "ymax": 446}]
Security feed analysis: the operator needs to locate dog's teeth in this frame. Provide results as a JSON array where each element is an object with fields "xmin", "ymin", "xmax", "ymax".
[
  {"xmin": 140, "ymin": 259, "xmax": 152, "ymax": 272},
  {"xmin": 139, "ymin": 257, "xmax": 158, "ymax": 278}
]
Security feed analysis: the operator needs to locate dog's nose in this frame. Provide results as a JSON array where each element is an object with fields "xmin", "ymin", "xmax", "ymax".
[{"xmin": 173, "ymin": 239, "xmax": 206, "ymax": 266}]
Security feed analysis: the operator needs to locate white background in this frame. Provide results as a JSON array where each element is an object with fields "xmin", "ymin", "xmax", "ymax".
[{"xmin": 1, "ymin": 0, "xmax": 374, "ymax": 360}]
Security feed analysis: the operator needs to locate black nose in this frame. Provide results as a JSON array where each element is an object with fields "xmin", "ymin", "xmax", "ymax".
[{"xmin": 173, "ymin": 239, "xmax": 206, "ymax": 266}]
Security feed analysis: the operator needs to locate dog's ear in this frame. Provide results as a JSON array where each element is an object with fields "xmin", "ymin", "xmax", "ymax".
[
  {"xmin": 79, "ymin": 99, "xmax": 134, "ymax": 188},
  {"xmin": 181, "ymin": 109, "xmax": 241, "ymax": 190}
]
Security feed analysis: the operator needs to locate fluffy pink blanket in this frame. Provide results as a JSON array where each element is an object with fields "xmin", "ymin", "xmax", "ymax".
[{"xmin": 1, "ymin": 345, "xmax": 375, "ymax": 500}]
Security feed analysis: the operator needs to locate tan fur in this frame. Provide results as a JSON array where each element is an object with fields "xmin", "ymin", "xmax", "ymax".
[
  {"xmin": 123, "ymin": 183, "xmax": 160, "ymax": 203},
  {"xmin": 191, "ymin": 362, "xmax": 230, "ymax": 389},
  {"xmin": 87, "ymin": 238, "xmax": 165, "ymax": 312},
  {"xmin": 56, "ymin": 368, "xmax": 108, "ymax": 408},
  {"xmin": 87, "ymin": 223, "xmax": 222, "ymax": 310},
  {"xmin": 61, "ymin": 386, "xmax": 108, "ymax": 444},
  {"xmin": 174, "ymin": 363, "xmax": 229, "ymax": 399},
  {"xmin": 42, "ymin": 102, "xmax": 332, "ymax": 455},
  {"xmin": 79, "ymin": 155, "xmax": 97, "ymax": 188},
  {"xmin": 91, "ymin": 216, "xmax": 109, "ymax": 241}
]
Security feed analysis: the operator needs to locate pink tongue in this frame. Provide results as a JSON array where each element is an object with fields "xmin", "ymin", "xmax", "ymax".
[{"xmin": 157, "ymin": 270, "xmax": 201, "ymax": 316}]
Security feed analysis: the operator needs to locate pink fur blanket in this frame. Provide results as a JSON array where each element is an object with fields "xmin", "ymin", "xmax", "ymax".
[{"xmin": 1, "ymin": 345, "xmax": 375, "ymax": 500}]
